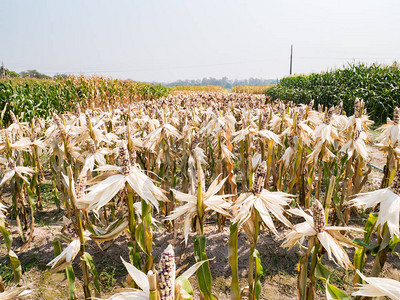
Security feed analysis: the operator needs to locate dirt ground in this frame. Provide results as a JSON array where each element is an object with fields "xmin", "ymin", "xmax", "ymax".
[{"xmin": 1, "ymin": 137, "xmax": 400, "ymax": 299}]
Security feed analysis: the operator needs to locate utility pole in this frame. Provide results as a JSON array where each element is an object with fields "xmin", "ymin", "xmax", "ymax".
[
  {"xmin": 289, "ymin": 45, "xmax": 293, "ymax": 75},
  {"xmin": 1, "ymin": 62, "xmax": 5, "ymax": 79}
]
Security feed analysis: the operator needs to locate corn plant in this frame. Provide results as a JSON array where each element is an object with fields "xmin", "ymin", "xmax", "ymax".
[{"xmin": 0, "ymin": 91, "xmax": 399, "ymax": 299}]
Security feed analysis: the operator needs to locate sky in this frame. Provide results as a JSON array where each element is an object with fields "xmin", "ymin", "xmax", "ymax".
[{"xmin": 1, "ymin": 0, "xmax": 400, "ymax": 82}]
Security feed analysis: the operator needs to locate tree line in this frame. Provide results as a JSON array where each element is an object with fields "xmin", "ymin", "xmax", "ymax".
[
  {"xmin": 0, "ymin": 67, "xmax": 69, "ymax": 79},
  {"xmin": 163, "ymin": 76, "xmax": 277, "ymax": 89}
]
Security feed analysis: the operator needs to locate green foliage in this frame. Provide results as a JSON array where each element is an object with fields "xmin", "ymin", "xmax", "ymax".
[
  {"xmin": 175, "ymin": 276, "xmax": 195, "ymax": 298},
  {"xmin": 193, "ymin": 235, "xmax": 215, "ymax": 300},
  {"xmin": 0, "ymin": 262, "xmax": 14, "ymax": 283},
  {"xmin": 0, "ymin": 220, "xmax": 12, "ymax": 251},
  {"xmin": 266, "ymin": 63, "xmax": 400, "ymax": 123},
  {"xmin": 353, "ymin": 212, "xmax": 378, "ymax": 283},
  {"xmin": 136, "ymin": 199, "xmax": 153, "ymax": 271},
  {"xmin": 9, "ymin": 250, "xmax": 21, "ymax": 283},
  {"xmin": 228, "ymin": 223, "xmax": 240, "ymax": 299},
  {"xmin": 0, "ymin": 76, "xmax": 170, "ymax": 125},
  {"xmin": 20, "ymin": 69, "xmax": 51, "ymax": 79},
  {"xmin": 0, "ymin": 220, "xmax": 22, "ymax": 284},
  {"xmin": 253, "ymin": 249, "xmax": 263, "ymax": 300},
  {"xmin": 315, "ymin": 262, "xmax": 351, "ymax": 300},
  {"xmin": 166, "ymin": 77, "xmax": 276, "ymax": 89},
  {"xmin": 326, "ymin": 282, "xmax": 350, "ymax": 300},
  {"xmin": 65, "ymin": 264, "xmax": 76, "ymax": 300},
  {"xmin": 81, "ymin": 252, "xmax": 101, "ymax": 296},
  {"xmin": 52, "ymin": 237, "xmax": 76, "ymax": 300},
  {"xmin": 2, "ymin": 68, "xmax": 20, "ymax": 78}
]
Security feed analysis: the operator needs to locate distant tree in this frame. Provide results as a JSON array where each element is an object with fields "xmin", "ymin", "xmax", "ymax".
[
  {"xmin": 2, "ymin": 68, "xmax": 20, "ymax": 78},
  {"xmin": 220, "ymin": 76, "xmax": 229, "ymax": 89},
  {"xmin": 20, "ymin": 69, "xmax": 51, "ymax": 79},
  {"xmin": 53, "ymin": 73, "xmax": 70, "ymax": 79},
  {"xmin": 165, "ymin": 77, "xmax": 276, "ymax": 88}
]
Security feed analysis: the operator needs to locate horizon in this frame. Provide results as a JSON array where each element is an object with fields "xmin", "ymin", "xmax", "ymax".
[
  {"xmin": 5, "ymin": 61, "xmax": 399, "ymax": 84},
  {"xmin": 2, "ymin": 0, "xmax": 400, "ymax": 82}
]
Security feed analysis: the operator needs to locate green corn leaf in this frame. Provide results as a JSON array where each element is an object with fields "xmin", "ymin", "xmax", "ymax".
[
  {"xmin": 53, "ymin": 237, "xmax": 75, "ymax": 299},
  {"xmin": 326, "ymin": 281, "xmax": 350, "ymax": 300},
  {"xmin": 135, "ymin": 222, "xmax": 146, "ymax": 253},
  {"xmin": 378, "ymin": 224, "xmax": 392, "ymax": 251},
  {"xmin": 127, "ymin": 241, "xmax": 141, "ymax": 271},
  {"xmin": 81, "ymin": 252, "xmax": 101, "ymax": 297},
  {"xmin": 353, "ymin": 238, "xmax": 376, "ymax": 250},
  {"xmin": 141, "ymin": 200, "xmax": 153, "ymax": 256},
  {"xmin": 228, "ymin": 223, "xmax": 240, "ymax": 300},
  {"xmin": 85, "ymin": 217, "xmax": 124, "ymax": 235},
  {"xmin": 0, "ymin": 221, "xmax": 12, "ymax": 252},
  {"xmin": 307, "ymin": 166, "xmax": 314, "ymax": 187},
  {"xmin": 315, "ymin": 262, "xmax": 330, "ymax": 281},
  {"xmin": 175, "ymin": 276, "xmax": 194, "ymax": 299},
  {"xmin": 253, "ymin": 249, "xmax": 263, "ymax": 300},
  {"xmin": 66, "ymin": 264, "xmax": 76, "ymax": 300},
  {"xmin": 52, "ymin": 237, "xmax": 62, "ymax": 256},
  {"xmin": 389, "ymin": 234, "xmax": 400, "ymax": 252},
  {"xmin": 9, "ymin": 250, "xmax": 21, "ymax": 283},
  {"xmin": 193, "ymin": 235, "xmax": 215, "ymax": 300},
  {"xmin": 353, "ymin": 212, "xmax": 378, "ymax": 283},
  {"xmin": 142, "ymin": 199, "xmax": 153, "ymax": 271}
]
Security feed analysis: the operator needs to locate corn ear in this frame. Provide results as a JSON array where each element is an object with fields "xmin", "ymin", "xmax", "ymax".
[{"xmin": 157, "ymin": 244, "xmax": 175, "ymax": 300}]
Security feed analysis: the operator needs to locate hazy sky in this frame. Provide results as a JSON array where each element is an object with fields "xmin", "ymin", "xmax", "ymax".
[{"xmin": 1, "ymin": 0, "xmax": 400, "ymax": 82}]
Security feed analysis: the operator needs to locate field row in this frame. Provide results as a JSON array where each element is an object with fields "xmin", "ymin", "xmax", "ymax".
[{"xmin": 0, "ymin": 92, "xmax": 399, "ymax": 299}]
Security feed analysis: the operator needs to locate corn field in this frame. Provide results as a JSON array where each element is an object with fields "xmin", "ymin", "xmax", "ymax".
[
  {"xmin": 266, "ymin": 63, "xmax": 400, "ymax": 124},
  {"xmin": 170, "ymin": 86, "xmax": 227, "ymax": 94},
  {"xmin": 1, "ymin": 91, "xmax": 400, "ymax": 299},
  {"xmin": 0, "ymin": 76, "xmax": 170, "ymax": 124},
  {"xmin": 232, "ymin": 85, "xmax": 275, "ymax": 95}
]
